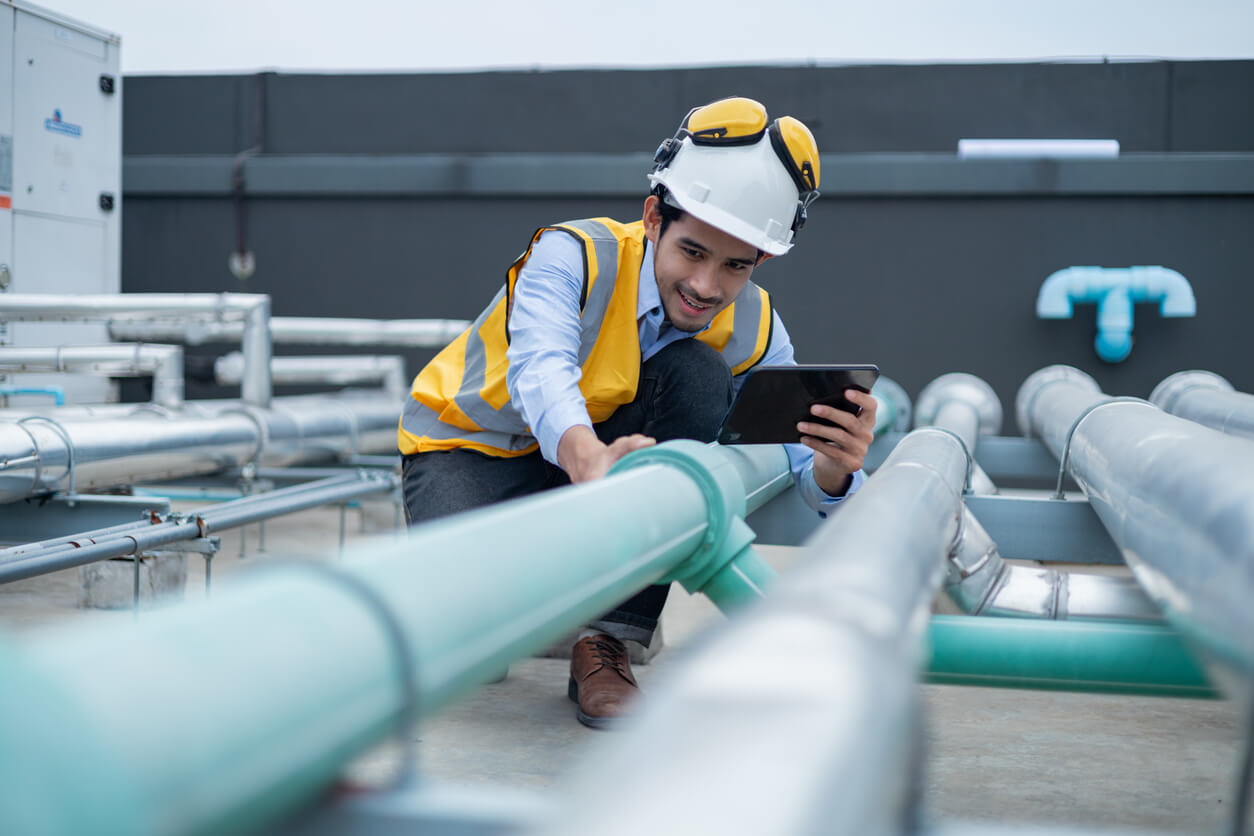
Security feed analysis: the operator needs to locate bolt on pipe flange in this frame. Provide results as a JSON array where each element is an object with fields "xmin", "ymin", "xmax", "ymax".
[
  {"xmin": 914, "ymin": 372, "xmax": 1003, "ymax": 435},
  {"xmin": 1015, "ymin": 365, "xmax": 1101, "ymax": 438},
  {"xmin": 609, "ymin": 440, "xmax": 750, "ymax": 590},
  {"xmin": 1149, "ymin": 370, "xmax": 1234, "ymax": 413}
]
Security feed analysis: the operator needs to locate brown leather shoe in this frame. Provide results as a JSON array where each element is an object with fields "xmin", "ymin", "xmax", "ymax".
[{"xmin": 568, "ymin": 634, "xmax": 639, "ymax": 729}]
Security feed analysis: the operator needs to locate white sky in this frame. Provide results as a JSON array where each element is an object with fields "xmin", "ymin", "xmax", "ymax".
[{"xmin": 31, "ymin": 0, "xmax": 1254, "ymax": 74}]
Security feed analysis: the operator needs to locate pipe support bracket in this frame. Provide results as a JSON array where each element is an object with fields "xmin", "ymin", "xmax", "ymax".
[{"xmin": 1052, "ymin": 397, "xmax": 1152, "ymax": 499}]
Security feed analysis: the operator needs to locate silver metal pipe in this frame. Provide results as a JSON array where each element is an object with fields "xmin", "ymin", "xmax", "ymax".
[
  {"xmin": 0, "ymin": 392, "xmax": 400, "ymax": 503},
  {"xmin": 1150, "ymin": 370, "xmax": 1254, "ymax": 441},
  {"xmin": 241, "ymin": 295, "xmax": 273, "ymax": 408},
  {"xmin": 0, "ymin": 293, "xmax": 272, "ymax": 408},
  {"xmin": 214, "ymin": 351, "xmax": 407, "ymax": 397},
  {"xmin": 0, "ymin": 414, "xmax": 261, "ymax": 502},
  {"xmin": 0, "ymin": 344, "xmax": 185, "ymax": 407},
  {"xmin": 545, "ymin": 428, "xmax": 970, "ymax": 836},
  {"xmin": 0, "ymin": 473, "xmax": 397, "ymax": 583},
  {"xmin": 944, "ymin": 507, "xmax": 1161, "ymax": 622},
  {"xmin": 914, "ymin": 372, "xmax": 1001, "ymax": 495},
  {"xmin": 0, "ymin": 394, "xmax": 398, "ymax": 464},
  {"xmin": 1016, "ymin": 364, "xmax": 1254, "ymax": 693},
  {"xmin": 0, "ymin": 474, "xmax": 363, "ymax": 564},
  {"xmin": 109, "ymin": 316, "xmax": 469, "ymax": 347}
]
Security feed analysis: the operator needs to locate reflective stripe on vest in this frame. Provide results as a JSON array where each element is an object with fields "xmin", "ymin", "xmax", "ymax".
[{"xmin": 398, "ymin": 217, "xmax": 773, "ymax": 457}]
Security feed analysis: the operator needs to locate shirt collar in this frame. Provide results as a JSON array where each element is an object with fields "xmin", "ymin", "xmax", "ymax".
[{"xmin": 637, "ymin": 239, "xmax": 662, "ymax": 322}]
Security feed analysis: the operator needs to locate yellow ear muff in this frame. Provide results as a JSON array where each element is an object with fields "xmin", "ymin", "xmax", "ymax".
[
  {"xmin": 682, "ymin": 97, "xmax": 769, "ymax": 144},
  {"xmin": 771, "ymin": 116, "xmax": 821, "ymax": 193}
]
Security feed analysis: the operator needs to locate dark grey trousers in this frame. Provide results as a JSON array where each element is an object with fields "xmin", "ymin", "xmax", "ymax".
[{"xmin": 401, "ymin": 338, "xmax": 735, "ymax": 646}]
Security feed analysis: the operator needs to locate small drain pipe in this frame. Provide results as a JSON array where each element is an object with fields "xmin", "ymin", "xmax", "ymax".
[{"xmin": 1151, "ymin": 370, "xmax": 1254, "ymax": 441}]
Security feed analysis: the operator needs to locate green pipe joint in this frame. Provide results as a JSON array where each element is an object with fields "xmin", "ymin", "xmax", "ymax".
[{"xmin": 611, "ymin": 440, "xmax": 775, "ymax": 608}]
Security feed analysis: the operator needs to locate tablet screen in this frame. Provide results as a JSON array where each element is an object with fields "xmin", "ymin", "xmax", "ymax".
[{"xmin": 716, "ymin": 364, "xmax": 880, "ymax": 445}]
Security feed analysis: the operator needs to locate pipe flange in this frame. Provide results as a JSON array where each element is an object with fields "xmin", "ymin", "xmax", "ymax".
[
  {"xmin": 915, "ymin": 373, "xmax": 1002, "ymax": 435},
  {"xmin": 609, "ymin": 440, "xmax": 746, "ymax": 586},
  {"xmin": 1015, "ymin": 365, "xmax": 1100, "ymax": 438},
  {"xmin": 1149, "ymin": 370, "xmax": 1234, "ymax": 413},
  {"xmin": 872, "ymin": 376, "xmax": 913, "ymax": 432}
]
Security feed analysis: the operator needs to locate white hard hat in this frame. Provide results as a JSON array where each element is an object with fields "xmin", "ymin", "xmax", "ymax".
[{"xmin": 647, "ymin": 97, "xmax": 820, "ymax": 256}]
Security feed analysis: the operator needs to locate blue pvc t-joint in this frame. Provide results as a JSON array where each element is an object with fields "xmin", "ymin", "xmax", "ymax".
[{"xmin": 1036, "ymin": 266, "xmax": 1196, "ymax": 363}]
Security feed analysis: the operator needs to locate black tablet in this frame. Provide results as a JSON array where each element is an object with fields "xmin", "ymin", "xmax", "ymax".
[{"xmin": 716, "ymin": 364, "xmax": 880, "ymax": 445}]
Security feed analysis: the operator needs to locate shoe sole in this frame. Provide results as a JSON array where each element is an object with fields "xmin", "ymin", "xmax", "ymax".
[{"xmin": 568, "ymin": 676, "xmax": 617, "ymax": 730}]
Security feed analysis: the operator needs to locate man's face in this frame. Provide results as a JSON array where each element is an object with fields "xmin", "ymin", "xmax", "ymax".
[{"xmin": 643, "ymin": 196, "xmax": 760, "ymax": 333}]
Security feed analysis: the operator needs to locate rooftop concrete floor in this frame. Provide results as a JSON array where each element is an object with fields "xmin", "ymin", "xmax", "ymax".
[{"xmin": 1, "ymin": 500, "xmax": 1249, "ymax": 834}]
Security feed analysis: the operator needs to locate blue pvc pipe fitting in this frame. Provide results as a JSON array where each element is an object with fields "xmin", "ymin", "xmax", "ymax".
[
  {"xmin": 0, "ymin": 386, "xmax": 67, "ymax": 406},
  {"xmin": 1036, "ymin": 266, "xmax": 1196, "ymax": 363}
]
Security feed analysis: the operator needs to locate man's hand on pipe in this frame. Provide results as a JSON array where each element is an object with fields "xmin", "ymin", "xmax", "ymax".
[
  {"xmin": 799, "ymin": 389, "xmax": 878, "ymax": 497},
  {"xmin": 557, "ymin": 425, "xmax": 656, "ymax": 484}
]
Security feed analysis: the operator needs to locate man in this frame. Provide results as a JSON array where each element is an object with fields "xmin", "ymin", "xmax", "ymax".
[{"xmin": 398, "ymin": 97, "xmax": 877, "ymax": 729}]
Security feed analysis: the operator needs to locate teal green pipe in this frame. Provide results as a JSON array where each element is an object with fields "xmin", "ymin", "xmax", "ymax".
[
  {"xmin": 698, "ymin": 543, "xmax": 777, "ymax": 610},
  {"xmin": 924, "ymin": 615, "xmax": 1217, "ymax": 698},
  {"xmin": 872, "ymin": 390, "xmax": 895, "ymax": 435},
  {"xmin": 0, "ymin": 439, "xmax": 783, "ymax": 836}
]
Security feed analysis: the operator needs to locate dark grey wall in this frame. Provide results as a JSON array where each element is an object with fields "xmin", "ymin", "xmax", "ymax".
[
  {"xmin": 120, "ymin": 62, "xmax": 1254, "ymax": 418},
  {"xmin": 125, "ymin": 61, "xmax": 1254, "ymax": 154}
]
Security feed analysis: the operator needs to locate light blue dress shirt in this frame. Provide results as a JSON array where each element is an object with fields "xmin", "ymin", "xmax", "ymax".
[{"xmin": 504, "ymin": 229, "xmax": 865, "ymax": 514}]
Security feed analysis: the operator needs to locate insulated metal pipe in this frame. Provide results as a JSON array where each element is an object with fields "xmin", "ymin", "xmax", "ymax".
[
  {"xmin": 0, "ymin": 473, "xmax": 396, "ymax": 583},
  {"xmin": 543, "ymin": 428, "xmax": 970, "ymax": 836},
  {"xmin": 925, "ymin": 615, "xmax": 1216, "ymax": 698},
  {"xmin": 0, "ymin": 392, "xmax": 400, "ymax": 503},
  {"xmin": 214, "ymin": 351, "xmax": 407, "ymax": 397},
  {"xmin": 0, "ymin": 293, "xmax": 273, "ymax": 407},
  {"xmin": 0, "ymin": 440, "xmax": 784, "ymax": 835},
  {"xmin": 0, "ymin": 344, "xmax": 185, "ymax": 407},
  {"xmin": 914, "ymin": 372, "xmax": 1001, "ymax": 494},
  {"xmin": 109, "ymin": 316, "xmax": 469, "ymax": 347},
  {"xmin": 1016, "ymin": 365, "xmax": 1254, "ymax": 693},
  {"xmin": 944, "ymin": 506, "xmax": 1161, "ymax": 622},
  {"xmin": 1151, "ymin": 370, "xmax": 1254, "ymax": 441},
  {"xmin": 0, "ymin": 414, "xmax": 260, "ymax": 502}
]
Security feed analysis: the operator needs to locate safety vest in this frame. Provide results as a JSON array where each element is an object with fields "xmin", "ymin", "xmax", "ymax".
[{"xmin": 398, "ymin": 217, "xmax": 774, "ymax": 457}]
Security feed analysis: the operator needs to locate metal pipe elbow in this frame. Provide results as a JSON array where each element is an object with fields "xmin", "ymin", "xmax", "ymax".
[{"xmin": 1149, "ymin": 370, "xmax": 1234, "ymax": 413}]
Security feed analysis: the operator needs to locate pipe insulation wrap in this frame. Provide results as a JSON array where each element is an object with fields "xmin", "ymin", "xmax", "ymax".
[
  {"xmin": 1018, "ymin": 365, "xmax": 1254, "ymax": 689},
  {"xmin": 0, "ymin": 393, "xmax": 401, "ymax": 503},
  {"xmin": 944, "ymin": 507, "xmax": 1160, "ymax": 622},
  {"xmin": 1151, "ymin": 370, "xmax": 1254, "ymax": 441},
  {"xmin": 0, "ymin": 415, "xmax": 260, "ymax": 502}
]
